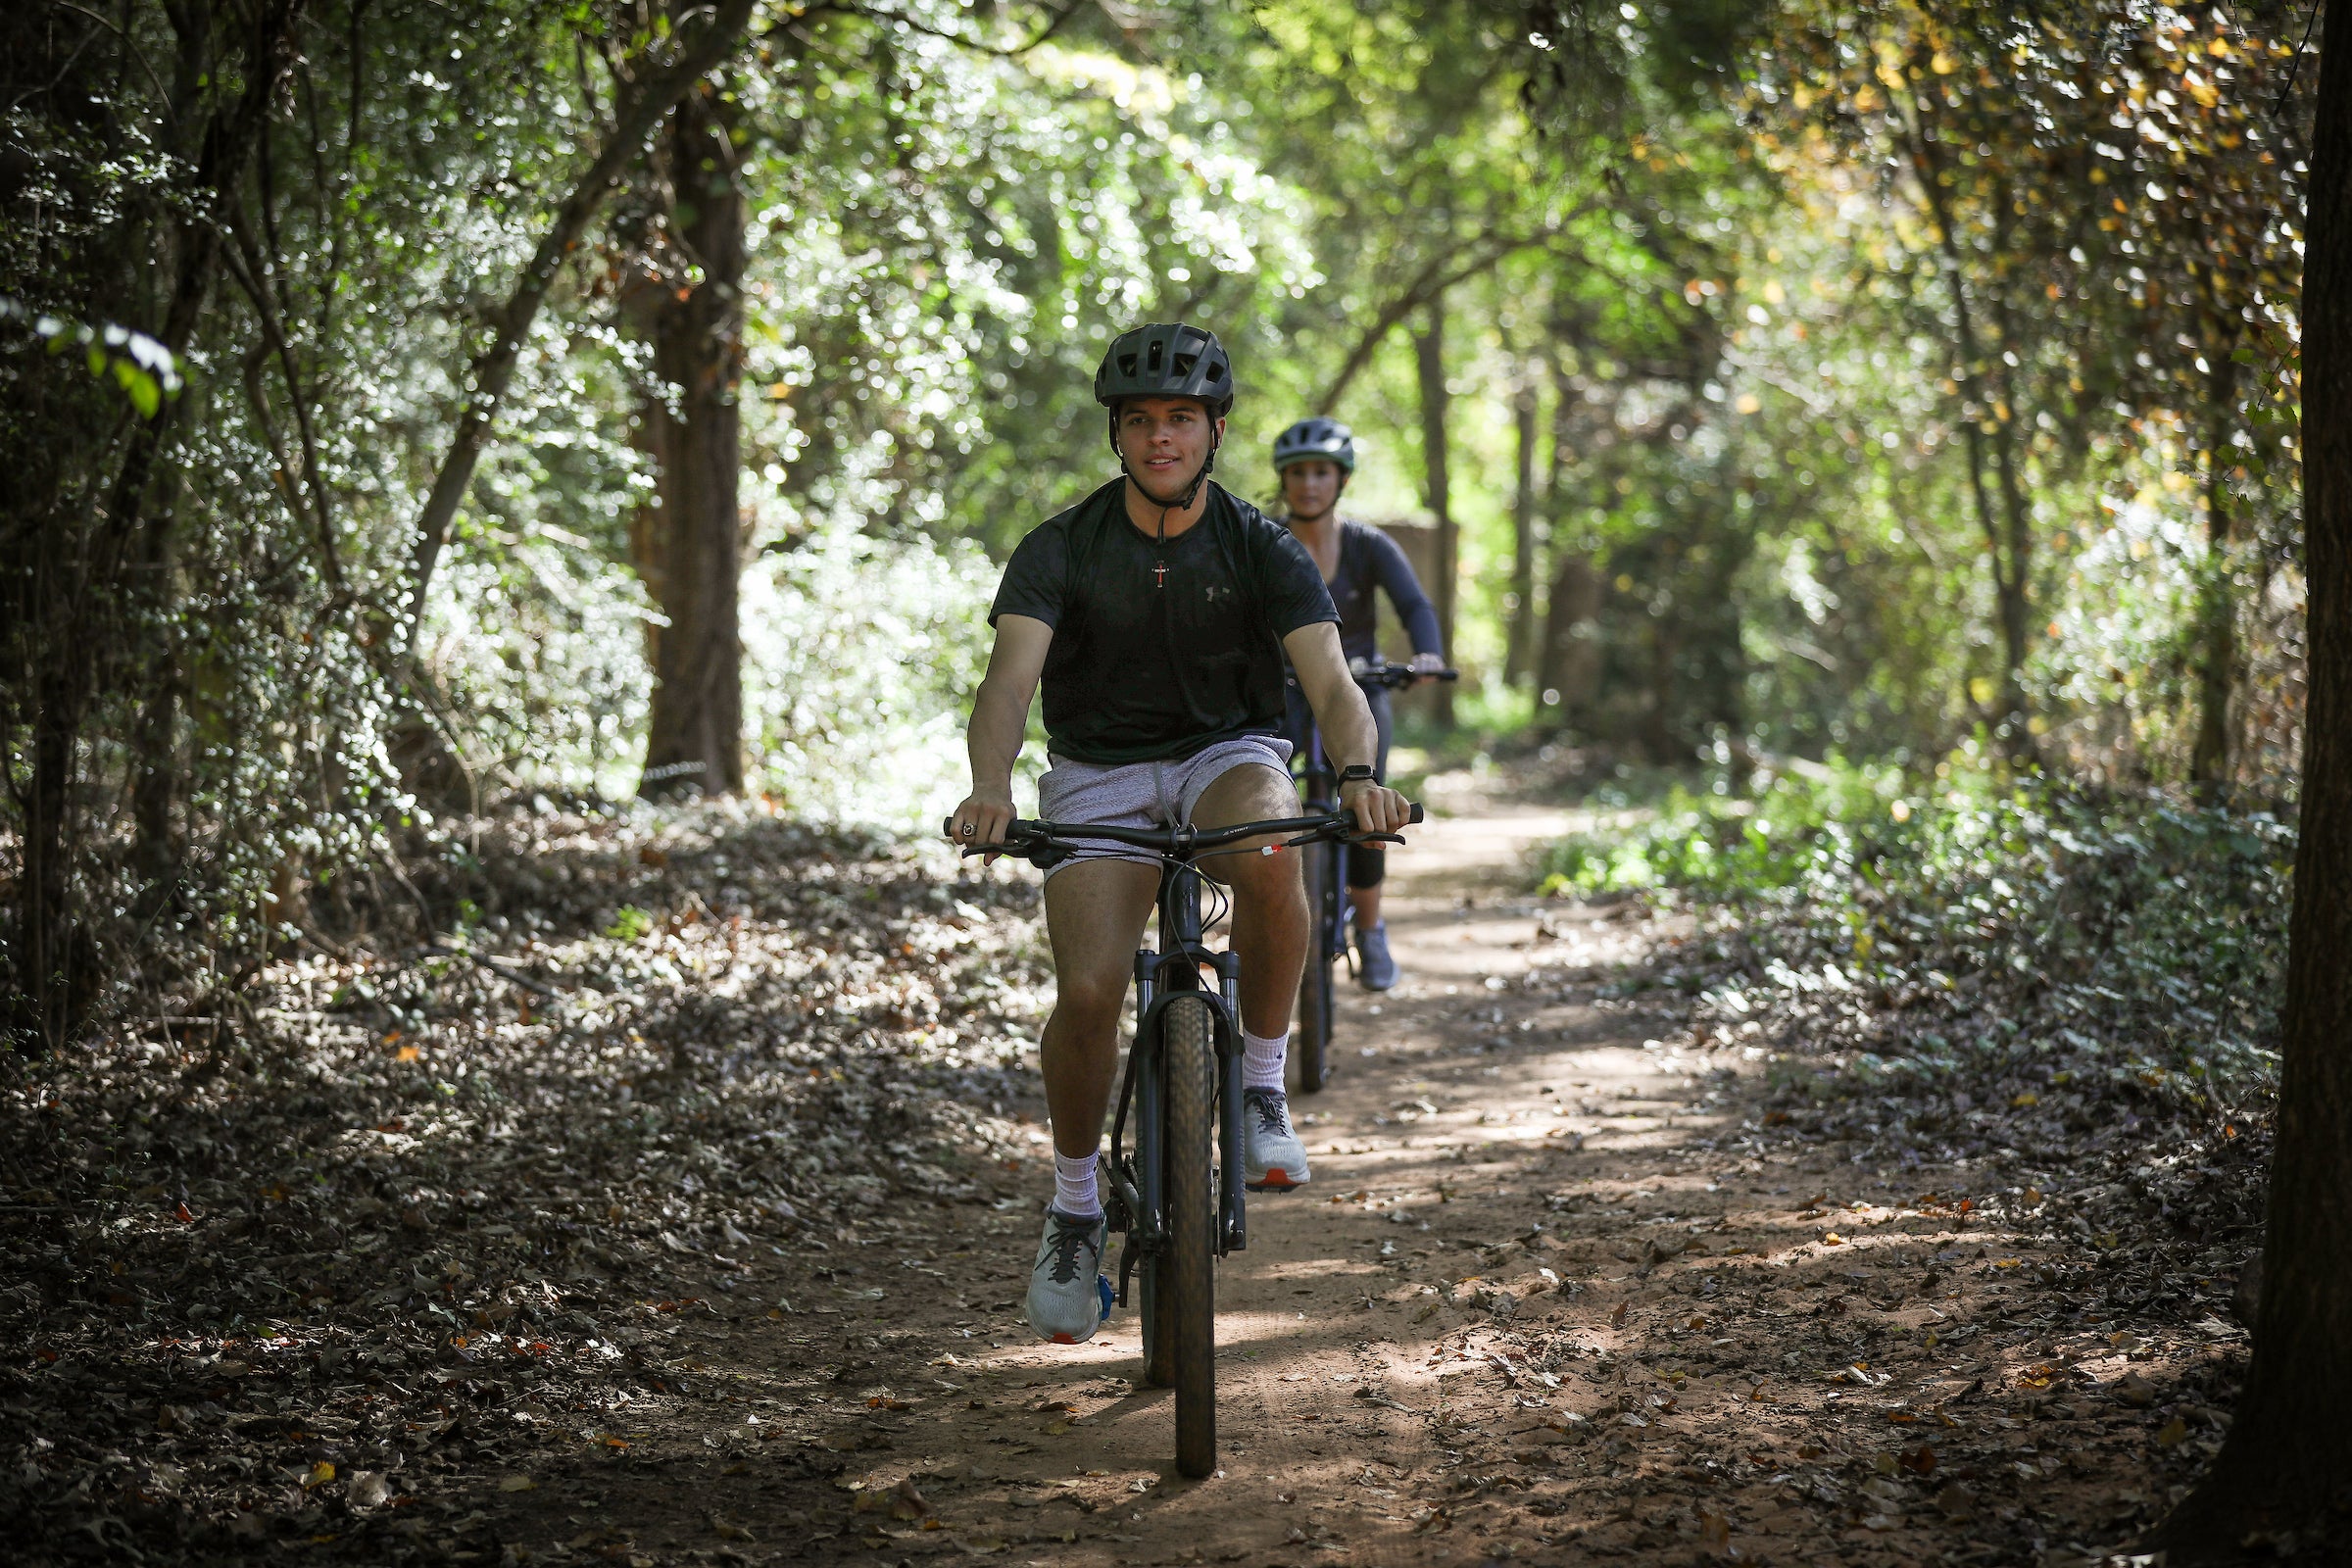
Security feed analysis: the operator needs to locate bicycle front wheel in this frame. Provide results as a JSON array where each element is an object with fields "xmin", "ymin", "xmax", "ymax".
[
  {"xmin": 1161, "ymin": 993, "xmax": 1219, "ymax": 1477},
  {"xmin": 1294, "ymin": 842, "xmax": 1337, "ymax": 1093}
]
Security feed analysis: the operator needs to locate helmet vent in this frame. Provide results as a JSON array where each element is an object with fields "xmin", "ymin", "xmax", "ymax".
[
  {"xmin": 1147, "ymin": 339, "xmax": 1164, "ymax": 371},
  {"xmin": 1171, "ymin": 352, "xmax": 1196, "ymax": 378},
  {"xmin": 1204, "ymin": 363, "xmax": 1224, "ymax": 382},
  {"xmin": 1117, "ymin": 353, "xmax": 1139, "ymax": 376}
]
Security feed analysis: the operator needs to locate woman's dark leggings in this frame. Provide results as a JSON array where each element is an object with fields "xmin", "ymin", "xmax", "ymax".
[{"xmin": 1283, "ymin": 682, "xmax": 1394, "ymax": 891}]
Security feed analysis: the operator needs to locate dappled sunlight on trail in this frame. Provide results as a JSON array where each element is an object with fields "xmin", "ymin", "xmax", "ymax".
[{"xmin": 442, "ymin": 798, "xmax": 2227, "ymax": 1566}]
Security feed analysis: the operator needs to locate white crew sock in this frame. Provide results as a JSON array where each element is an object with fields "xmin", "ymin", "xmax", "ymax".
[
  {"xmin": 1052, "ymin": 1150, "xmax": 1102, "ymax": 1218},
  {"xmin": 1242, "ymin": 1028, "xmax": 1289, "ymax": 1092}
]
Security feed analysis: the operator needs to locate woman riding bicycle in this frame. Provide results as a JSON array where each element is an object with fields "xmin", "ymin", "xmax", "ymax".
[
  {"xmin": 1271, "ymin": 417, "xmax": 1447, "ymax": 991},
  {"xmin": 947, "ymin": 325, "xmax": 1413, "ymax": 1346}
]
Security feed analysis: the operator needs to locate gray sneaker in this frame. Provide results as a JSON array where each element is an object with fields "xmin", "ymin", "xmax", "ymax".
[
  {"xmin": 1243, "ymin": 1087, "xmax": 1311, "ymax": 1191},
  {"xmin": 1025, "ymin": 1208, "xmax": 1111, "ymax": 1345},
  {"xmin": 1355, "ymin": 920, "xmax": 1399, "ymax": 991}
]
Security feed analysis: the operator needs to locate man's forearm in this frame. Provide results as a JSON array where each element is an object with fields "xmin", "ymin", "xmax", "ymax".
[
  {"xmin": 1315, "ymin": 698, "xmax": 1379, "ymax": 775},
  {"xmin": 1300, "ymin": 667, "xmax": 1379, "ymax": 773},
  {"xmin": 966, "ymin": 676, "xmax": 1029, "ymax": 793}
]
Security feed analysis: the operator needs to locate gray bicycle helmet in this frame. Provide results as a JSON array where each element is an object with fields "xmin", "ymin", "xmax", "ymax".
[
  {"xmin": 1272, "ymin": 416, "xmax": 1355, "ymax": 473},
  {"xmin": 1094, "ymin": 321, "xmax": 1235, "ymax": 416}
]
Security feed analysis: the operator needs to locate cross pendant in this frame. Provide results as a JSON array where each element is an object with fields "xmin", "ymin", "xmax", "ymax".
[{"xmin": 1153, "ymin": 562, "xmax": 1167, "ymax": 589}]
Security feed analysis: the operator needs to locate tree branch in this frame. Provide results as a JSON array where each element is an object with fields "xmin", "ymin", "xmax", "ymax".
[
  {"xmin": 849, "ymin": 0, "xmax": 1092, "ymax": 58},
  {"xmin": 100, "ymin": 0, "xmax": 309, "ymax": 568},
  {"xmin": 223, "ymin": 204, "xmax": 342, "ymax": 593},
  {"xmin": 399, "ymin": 0, "xmax": 764, "ymax": 643},
  {"xmin": 1315, "ymin": 210, "xmax": 1592, "ymax": 414}
]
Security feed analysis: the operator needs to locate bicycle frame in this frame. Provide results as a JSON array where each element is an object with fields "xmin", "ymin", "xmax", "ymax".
[
  {"xmin": 1106, "ymin": 845, "xmax": 1249, "ymax": 1306},
  {"xmin": 950, "ymin": 805, "xmax": 1420, "ymax": 1308},
  {"xmin": 1287, "ymin": 664, "xmax": 1460, "ymax": 983}
]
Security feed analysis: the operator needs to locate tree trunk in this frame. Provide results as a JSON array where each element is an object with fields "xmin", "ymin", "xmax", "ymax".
[
  {"xmin": 2191, "ymin": 349, "xmax": 2244, "ymax": 790},
  {"xmin": 1536, "ymin": 550, "xmax": 1600, "ymax": 727},
  {"xmin": 1985, "ymin": 409, "xmax": 2036, "ymax": 758},
  {"xmin": 635, "ymin": 84, "xmax": 747, "ymax": 800},
  {"xmin": 2155, "ymin": 8, "xmax": 2352, "ymax": 1551},
  {"xmin": 1903, "ymin": 112, "xmax": 2035, "ymax": 760},
  {"xmin": 1413, "ymin": 305, "xmax": 1456, "ymax": 727},
  {"xmin": 1505, "ymin": 376, "xmax": 1540, "ymax": 688},
  {"xmin": 1962, "ymin": 418, "xmax": 2034, "ymax": 755},
  {"xmin": 9, "ymin": 1, "xmax": 305, "ymax": 1049}
]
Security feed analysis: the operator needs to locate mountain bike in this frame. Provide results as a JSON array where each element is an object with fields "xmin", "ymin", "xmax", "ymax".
[
  {"xmin": 1291, "ymin": 662, "xmax": 1457, "ymax": 1094},
  {"xmin": 954, "ymin": 804, "xmax": 1419, "ymax": 1478}
]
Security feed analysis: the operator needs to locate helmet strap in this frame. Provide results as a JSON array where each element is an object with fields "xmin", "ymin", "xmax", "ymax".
[
  {"xmin": 1174, "ymin": 427, "xmax": 1221, "ymax": 513},
  {"xmin": 1114, "ymin": 416, "xmax": 1222, "ymax": 515}
]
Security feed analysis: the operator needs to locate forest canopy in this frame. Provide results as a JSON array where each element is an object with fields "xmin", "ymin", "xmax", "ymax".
[{"xmin": 0, "ymin": 0, "xmax": 2316, "ymax": 1048}]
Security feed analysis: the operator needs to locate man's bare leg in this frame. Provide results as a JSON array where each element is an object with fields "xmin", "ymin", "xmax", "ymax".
[
  {"xmin": 1023, "ymin": 858, "xmax": 1158, "ymax": 1344},
  {"xmin": 1189, "ymin": 761, "xmax": 1310, "ymax": 1036},
  {"xmin": 1040, "ymin": 858, "xmax": 1160, "ymax": 1160},
  {"xmin": 1189, "ymin": 760, "xmax": 1317, "ymax": 1188}
]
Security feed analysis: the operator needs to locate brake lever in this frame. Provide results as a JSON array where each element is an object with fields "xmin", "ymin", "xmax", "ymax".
[
  {"xmin": 958, "ymin": 839, "xmax": 1067, "ymax": 868},
  {"xmin": 1345, "ymin": 831, "xmax": 1407, "ymax": 847}
]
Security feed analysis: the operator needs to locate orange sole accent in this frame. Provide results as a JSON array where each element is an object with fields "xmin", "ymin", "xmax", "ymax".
[{"xmin": 1050, "ymin": 1333, "xmax": 1076, "ymax": 1345}]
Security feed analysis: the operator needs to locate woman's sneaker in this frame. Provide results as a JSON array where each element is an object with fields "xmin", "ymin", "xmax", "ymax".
[
  {"xmin": 1243, "ymin": 1087, "xmax": 1311, "ymax": 1191},
  {"xmin": 1355, "ymin": 920, "xmax": 1399, "ymax": 990},
  {"xmin": 1026, "ymin": 1208, "xmax": 1112, "ymax": 1345}
]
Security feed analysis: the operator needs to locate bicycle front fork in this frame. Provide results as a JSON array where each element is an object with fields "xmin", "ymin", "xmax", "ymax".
[
  {"xmin": 1212, "ymin": 951, "xmax": 1246, "ymax": 1255},
  {"xmin": 1107, "ymin": 948, "xmax": 1249, "ymax": 1307}
]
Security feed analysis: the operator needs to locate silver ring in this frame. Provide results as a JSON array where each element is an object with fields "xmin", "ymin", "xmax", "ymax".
[{"xmin": 960, "ymin": 823, "xmax": 975, "ymax": 837}]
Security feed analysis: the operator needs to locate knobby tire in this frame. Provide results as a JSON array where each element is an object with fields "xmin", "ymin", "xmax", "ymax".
[{"xmin": 1161, "ymin": 994, "xmax": 1218, "ymax": 1477}]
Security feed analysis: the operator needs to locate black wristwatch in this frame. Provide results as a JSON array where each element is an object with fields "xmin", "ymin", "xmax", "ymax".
[{"xmin": 1338, "ymin": 764, "xmax": 1378, "ymax": 786}]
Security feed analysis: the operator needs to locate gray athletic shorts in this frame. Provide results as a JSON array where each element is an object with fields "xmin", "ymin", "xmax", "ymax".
[{"xmin": 1034, "ymin": 735, "xmax": 1296, "ymax": 880}]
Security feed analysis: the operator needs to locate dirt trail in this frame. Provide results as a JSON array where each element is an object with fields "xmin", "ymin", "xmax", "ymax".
[{"xmin": 476, "ymin": 799, "xmax": 2194, "ymax": 1568}]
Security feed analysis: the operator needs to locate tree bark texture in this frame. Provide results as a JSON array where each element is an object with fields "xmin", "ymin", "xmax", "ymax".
[
  {"xmin": 2157, "ymin": 6, "xmax": 2352, "ymax": 1551},
  {"xmin": 1414, "ymin": 305, "xmax": 1457, "ymax": 727},
  {"xmin": 1506, "ymin": 377, "xmax": 1540, "ymax": 687},
  {"xmin": 633, "ymin": 85, "xmax": 747, "ymax": 800}
]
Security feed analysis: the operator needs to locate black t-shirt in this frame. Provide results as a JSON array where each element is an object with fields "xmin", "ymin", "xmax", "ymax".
[{"xmin": 990, "ymin": 479, "xmax": 1339, "ymax": 765}]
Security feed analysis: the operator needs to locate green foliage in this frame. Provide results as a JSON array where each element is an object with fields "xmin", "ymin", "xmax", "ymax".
[
  {"xmin": 3, "ymin": 303, "xmax": 184, "ymax": 417},
  {"xmin": 742, "ymin": 508, "xmax": 1012, "ymax": 826},
  {"xmin": 1540, "ymin": 763, "xmax": 2292, "ymax": 1094},
  {"xmin": 0, "ymin": 0, "xmax": 2320, "ymax": 1047}
]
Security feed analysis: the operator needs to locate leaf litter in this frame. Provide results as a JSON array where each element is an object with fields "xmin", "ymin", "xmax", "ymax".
[
  {"xmin": 0, "ymin": 782, "xmax": 2274, "ymax": 1566},
  {"xmin": 0, "ymin": 801, "xmax": 1054, "ymax": 1563}
]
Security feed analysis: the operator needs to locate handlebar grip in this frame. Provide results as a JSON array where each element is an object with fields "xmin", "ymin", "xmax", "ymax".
[{"xmin": 1407, "ymin": 803, "xmax": 1425, "ymax": 825}]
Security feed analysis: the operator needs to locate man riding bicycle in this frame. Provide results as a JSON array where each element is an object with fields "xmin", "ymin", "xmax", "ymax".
[
  {"xmin": 1271, "ymin": 417, "xmax": 1447, "ymax": 991},
  {"xmin": 946, "ymin": 323, "xmax": 1413, "ymax": 1346}
]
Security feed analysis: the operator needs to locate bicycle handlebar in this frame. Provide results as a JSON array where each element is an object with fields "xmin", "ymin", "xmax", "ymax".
[
  {"xmin": 1350, "ymin": 662, "xmax": 1460, "ymax": 690},
  {"xmin": 943, "ymin": 805, "xmax": 1425, "ymax": 865}
]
